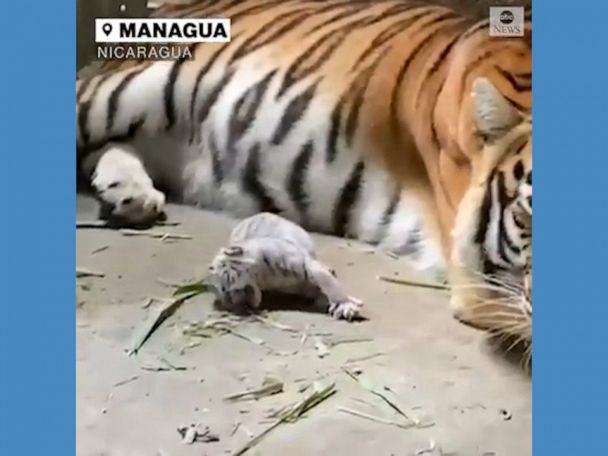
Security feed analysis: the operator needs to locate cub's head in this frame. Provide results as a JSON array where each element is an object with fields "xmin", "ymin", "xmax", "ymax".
[
  {"xmin": 451, "ymin": 78, "xmax": 532, "ymax": 345},
  {"xmin": 207, "ymin": 245, "xmax": 262, "ymax": 314}
]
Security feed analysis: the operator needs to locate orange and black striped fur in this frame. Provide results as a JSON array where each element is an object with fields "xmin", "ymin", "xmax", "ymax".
[{"xmin": 76, "ymin": 0, "xmax": 532, "ymax": 343}]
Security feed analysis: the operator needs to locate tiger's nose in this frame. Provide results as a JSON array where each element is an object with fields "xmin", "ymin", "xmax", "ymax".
[{"xmin": 98, "ymin": 201, "xmax": 116, "ymax": 220}]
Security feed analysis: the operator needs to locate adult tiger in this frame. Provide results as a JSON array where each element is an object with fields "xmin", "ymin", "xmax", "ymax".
[{"xmin": 76, "ymin": 0, "xmax": 532, "ymax": 344}]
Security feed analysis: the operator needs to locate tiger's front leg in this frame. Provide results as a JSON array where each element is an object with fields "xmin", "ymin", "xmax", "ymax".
[
  {"xmin": 305, "ymin": 259, "xmax": 363, "ymax": 321},
  {"xmin": 448, "ymin": 141, "xmax": 507, "ymax": 326},
  {"xmin": 83, "ymin": 142, "xmax": 166, "ymax": 227}
]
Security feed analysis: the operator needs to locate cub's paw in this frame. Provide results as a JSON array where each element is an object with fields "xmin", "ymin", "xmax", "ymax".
[
  {"xmin": 328, "ymin": 296, "xmax": 363, "ymax": 322},
  {"xmin": 93, "ymin": 171, "xmax": 166, "ymax": 227}
]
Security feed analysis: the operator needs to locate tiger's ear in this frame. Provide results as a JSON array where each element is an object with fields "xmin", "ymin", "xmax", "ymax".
[
  {"xmin": 221, "ymin": 246, "xmax": 244, "ymax": 257},
  {"xmin": 471, "ymin": 77, "xmax": 521, "ymax": 142},
  {"xmin": 220, "ymin": 245, "xmax": 255, "ymax": 264}
]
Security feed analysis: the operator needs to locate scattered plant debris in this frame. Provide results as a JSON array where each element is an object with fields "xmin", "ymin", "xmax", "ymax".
[
  {"xmin": 415, "ymin": 440, "xmax": 444, "ymax": 455},
  {"xmin": 344, "ymin": 352, "xmax": 387, "ymax": 365},
  {"xmin": 232, "ymin": 382, "xmax": 336, "ymax": 456},
  {"xmin": 90, "ymin": 245, "xmax": 110, "ymax": 255},
  {"xmin": 141, "ymin": 357, "xmax": 188, "ymax": 372},
  {"xmin": 338, "ymin": 407, "xmax": 414, "ymax": 429},
  {"xmin": 252, "ymin": 315, "xmax": 299, "ymax": 333},
  {"xmin": 127, "ymin": 292, "xmax": 200, "ymax": 356},
  {"xmin": 177, "ymin": 425, "xmax": 220, "ymax": 445},
  {"xmin": 377, "ymin": 275, "xmax": 450, "ymax": 291},
  {"xmin": 77, "ymin": 220, "xmax": 180, "ymax": 229},
  {"xmin": 112, "ymin": 375, "xmax": 140, "ymax": 388},
  {"xmin": 173, "ymin": 279, "xmax": 210, "ymax": 297},
  {"xmin": 224, "ymin": 377, "xmax": 284, "ymax": 402},
  {"xmin": 499, "ymin": 409, "xmax": 512, "ymax": 421},
  {"xmin": 76, "ymin": 267, "xmax": 105, "ymax": 278},
  {"xmin": 314, "ymin": 337, "xmax": 331, "ymax": 358},
  {"xmin": 230, "ymin": 422, "xmax": 241, "ymax": 437},
  {"xmin": 327, "ymin": 337, "xmax": 373, "ymax": 348},
  {"xmin": 120, "ymin": 229, "xmax": 192, "ymax": 241},
  {"xmin": 342, "ymin": 367, "xmax": 432, "ymax": 428}
]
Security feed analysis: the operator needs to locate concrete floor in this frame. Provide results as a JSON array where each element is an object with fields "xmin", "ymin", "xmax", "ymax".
[{"xmin": 76, "ymin": 195, "xmax": 531, "ymax": 456}]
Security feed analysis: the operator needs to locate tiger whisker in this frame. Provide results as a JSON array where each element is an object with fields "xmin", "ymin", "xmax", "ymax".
[
  {"xmin": 471, "ymin": 319, "xmax": 529, "ymax": 329},
  {"xmin": 488, "ymin": 327, "xmax": 530, "ymax": 349},
  {"xmin": 464, "ymin": 269, "xmax": 526, "ymax": 295},
  {"xmin": 522, "ymin": 347, "xmax": 533, "ymax": 371},
  {"xmin": 473, "ymin": 314, "xmax": 530, "ymax": 325},
  {"xmin": 503, "ymin": 333, "xmax": 530, "ymax": 353},
  {"xmin": 450, "ymin": 282, "xmax": 521, "ymax": 298},
  {"xmin": 451, "ymin": 274, "xmax": 523, "ymax": 292},
  {"xmin": 461, "ymin": 300, "xmax": 527, "ymax": 313},
  {"xmin": 489, "ymin": 320, "xmax": 530, "ymax": 333}
]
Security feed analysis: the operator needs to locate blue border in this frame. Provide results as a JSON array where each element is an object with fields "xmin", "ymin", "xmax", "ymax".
[
  {"xmin": 0, "ymin": 1, "xmax": 76, "ymax": 454},
  {"xmin": 534, "ymin": 1, "xmax": 608, "ymax": 454},
  {"xmin": 1, "ymin": 0, "xmax": 606, "ymax": 454}
]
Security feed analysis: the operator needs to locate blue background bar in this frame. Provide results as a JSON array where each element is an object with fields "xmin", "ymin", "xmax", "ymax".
[
  {"xmin": 534, "ymin": 0, "xmax": 608, "ymax": 454},
  {"xmin": 0, "ymin": 1, "xmax": 76, "ymax": 454}
]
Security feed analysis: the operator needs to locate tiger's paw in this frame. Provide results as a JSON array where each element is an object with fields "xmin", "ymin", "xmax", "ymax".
[
  {"xmin": 92, "ymin": 162, "xmax": 166, "ymax": 227},
  {"xmin": 328, "ymin": 296, "xmax": 363, "ymax": 321}
]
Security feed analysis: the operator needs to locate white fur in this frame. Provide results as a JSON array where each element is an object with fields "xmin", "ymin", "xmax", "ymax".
[
  {"xmin": 90, "ymin": 143, "xmax": 165, "ymax": 223},
  {"xmin": 472, "ymin": 77, "xmax": 521, "ymax": 140},
  {"xmin": 208, "ymin": 213, "xmax": 363, "ymax": 321}
]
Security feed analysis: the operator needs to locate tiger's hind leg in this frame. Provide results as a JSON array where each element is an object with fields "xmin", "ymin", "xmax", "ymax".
[{"xmin": 81, "ymin": 142, "xmax": 166, "ymax": 227}]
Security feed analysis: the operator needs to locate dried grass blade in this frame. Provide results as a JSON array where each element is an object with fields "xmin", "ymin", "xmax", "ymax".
[
  {"xmin": 252, "ymin": 315, "xmax": 299, "ymax": 333},
  {"xmin": 329, "ymin": 337, "xmax": 373, "ymax": 347},
  {"xmin": 224, "ymin": 378, "xmax": 284, "ymax": 402},
  {"xmin": 120, "ymin": 229, "xmax": 192, "ymax": 240},
  {"xmin": 338, "ymin": 407, "xmax": 414, "ymax": 429},
  {"xmin": 377, "ymin": 275, "xmax": 450, "ymax": 291},
  {"xmin": 342, "ymin": 367, "xmax": 419, "ymax": 425},
  {"xmin": 232, "ymin": 382, "xmax": 336, "ymax": 456},
  {"xmin": 127, "ymin": 292, "xmax": 198, "ymax": 356},
  {"xmin": 172, "ymin": 279, "xmax": 210, "ymax": 297},
  {"xmin": 76, "ymin": 267, "xmax": 105, "ymax": 278}
]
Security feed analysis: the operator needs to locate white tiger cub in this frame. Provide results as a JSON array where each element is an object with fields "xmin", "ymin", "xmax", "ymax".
[{"xmin": 207, "ymin": 212, "xmax": 363, "ymax": 321}]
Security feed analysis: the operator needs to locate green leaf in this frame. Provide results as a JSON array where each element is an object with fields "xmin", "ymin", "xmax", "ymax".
[{"xmin": 172, "ymin": 280, "xmax": 210, "ymax": 297}]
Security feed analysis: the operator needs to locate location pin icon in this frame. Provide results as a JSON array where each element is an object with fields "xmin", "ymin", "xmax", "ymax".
[{"xmin": 102, "ymin": 23, "xmax": 113, "ymax": 36}]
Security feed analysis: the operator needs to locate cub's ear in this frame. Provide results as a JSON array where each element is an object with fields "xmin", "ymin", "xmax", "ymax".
[
  {"xmin": 471, "ymin": 77, "xmax": 522, "ymax": 142},
  {"xmin": 221, "ymin": 246, "xmax": 244, "ymax": 257}
]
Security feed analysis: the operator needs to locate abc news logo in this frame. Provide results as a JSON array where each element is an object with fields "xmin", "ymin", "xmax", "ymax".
[
  {"xmin": 500, "ymin": 11, "xmax": 515, "ymax": 24},
  {"xmin": 489, "ymin": 7, "xmax": 525, "ymax": 37}
]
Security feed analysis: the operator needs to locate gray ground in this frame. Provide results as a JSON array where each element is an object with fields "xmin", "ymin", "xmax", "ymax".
[{"xmin": 76, "ymin": 195, "xmax": 531, "ymax": 456}]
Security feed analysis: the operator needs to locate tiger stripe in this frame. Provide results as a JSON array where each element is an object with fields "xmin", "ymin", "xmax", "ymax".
[
  {"xmin": 164, "ymin": 55, "xmax": 190, "ymax": 131},
  {"xmin": 188, "ymin": 40, "xmax": 236, "ymax": 143},
  {"xmin": 209, "ymin": 133, "xmax": 224, "ymax": 185},
  {"xmin": 197, "ymin": 67, "xmax": 236, "ymax": 126},
  {"xmin": 277, "ymin": 28, "xmax": 348, "ymax": 98},
  {"xmin": 230, "ymin": 8, "xmax": 313, "ymax": 62},
  {"xmin": 242, "ymin": 143, "xmax": 280, "ymax": 214},
  {"xmin": 228, "ymin": 69, "xmax": 277, "ymax": 154},
  {"xmin": 107, "ymin": 67, "xmax": 148, "ymax": 133},
  {"xmin": 271, "ymin": 80, "xmax": 319, "ymax": 145},
  {"xmin": 286, "ymin": 140, "xmax": 314, "ymax": 221},
  {"xmin": 76, "ymin": 0, "xmax": 532, "ymax": 341},
  {"xmin": 333, "ymin": 161, "xmax": 365, "ymax": 237},
  {"xmin": 352, "ymin": 7, "xmax": 434, "ymax": 71}
]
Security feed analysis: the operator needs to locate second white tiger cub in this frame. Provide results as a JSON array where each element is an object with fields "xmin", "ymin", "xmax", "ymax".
[{"xmin": 207, "ymin": 213, "xmax": 363, "ymax": 321}]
